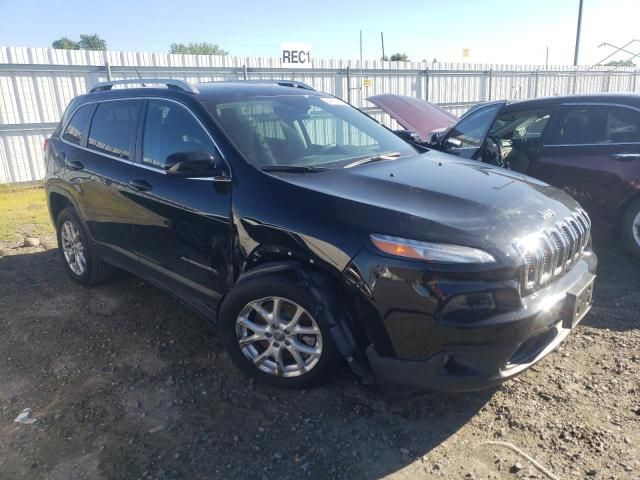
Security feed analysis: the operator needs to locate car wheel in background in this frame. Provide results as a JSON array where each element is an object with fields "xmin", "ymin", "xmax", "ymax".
[
  {"xmin": 218, "ymin": 272, "xmax": 343, "ymax": 388},
  {"xmin": 621, "ymin": 198, "xmax": 640, "ymax": 257},
  {"xmin": 56, "ymin": 207, "xmax": 115, "ymax": 286}
]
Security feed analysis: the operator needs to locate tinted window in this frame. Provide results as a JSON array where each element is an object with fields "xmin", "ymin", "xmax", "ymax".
[
  {"xmin": 62, "ymin": 105, "xmax": 93, "ymax": 145},
  {"xmin": 206, "ymin": 95, "xmax": 414, "ymax": 168},
  {"xmin": 547, "ymin": 105, "xmax": 640, "ymax": 145},
  {"xmin": 446, "ymin": 103, "xmax": 502, "ymax": 149},
  {"xmin": 490, "ymin": 109, "xmax": 552, "ymax": 140},
  {"xmin": 142, "ymin": 100, "xmax": 216, "ymax": 168},
  {"xmin": 87, "ymin": 100, "xmax": 141, "ymax": 159},
  {"xmin": 607, "ymin": 107, "xmax": 640, "ymax": 143}
]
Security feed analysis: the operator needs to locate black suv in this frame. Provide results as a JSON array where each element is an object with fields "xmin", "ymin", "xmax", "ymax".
[{"xmin": 45, "ymin": 79, "xmax": 597, "ymax": 392}]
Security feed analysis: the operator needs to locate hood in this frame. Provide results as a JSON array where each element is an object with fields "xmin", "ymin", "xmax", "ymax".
[
  {"xmin": 367, "ymin": 94, "xmax": 458, "ymax": 140},
  {"xmin": 273, "ymin": 151, "xmax": 581, "ymax": 259}
]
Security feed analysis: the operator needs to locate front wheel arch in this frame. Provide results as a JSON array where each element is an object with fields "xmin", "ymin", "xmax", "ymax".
[{"xmin": 219, "ymin": 260, "xmax": 375, "ymax": 383}]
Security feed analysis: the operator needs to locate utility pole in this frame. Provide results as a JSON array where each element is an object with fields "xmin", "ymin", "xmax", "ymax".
[
  {"xmin": 545, "ymin": 46, "xmax": 549, "ymax": 69},
  {"xmin": 380, "ymin": 32, "xmax": 386, "ymax": 60},
  {"xmin": 573, "ymin": 0, "xmax": 584, "ymax": 65}
]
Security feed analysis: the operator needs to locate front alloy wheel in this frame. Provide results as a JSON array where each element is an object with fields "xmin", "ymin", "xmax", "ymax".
[
  {"xmin": 236, "ymin": 296, "xmax": 323, "ymax": 377},
  {"xmin": 218, "ymin": 272, "xmax": 343, "ymax": 388}
]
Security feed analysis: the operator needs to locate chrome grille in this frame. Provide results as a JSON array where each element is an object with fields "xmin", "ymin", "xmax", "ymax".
[{"xmin": 514, "ymin": 209, "xmax": 591, "ymax": 292}]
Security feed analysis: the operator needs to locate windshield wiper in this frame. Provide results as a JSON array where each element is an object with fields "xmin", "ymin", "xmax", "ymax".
[
  {"xmin": 261, "ymin": 165, "xmax": 327, "ymax": 173},
  {"xmin": 343, "ymin": 152, "xmax": 402, "ymax": 169}
]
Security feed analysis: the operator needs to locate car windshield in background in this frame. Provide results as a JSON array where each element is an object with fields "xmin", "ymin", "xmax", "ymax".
[{"xmin": 206, "ymin": 95, "xmax": 416, "ymax": 169}]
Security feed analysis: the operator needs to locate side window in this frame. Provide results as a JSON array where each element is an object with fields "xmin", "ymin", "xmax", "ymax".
[
  {"xmin": 446, "ymin": 103, "xmax": 502, "ymax": 149},
  {"xmin": 142, "ymin": 100, "xmax": 216, "ymax": 169},
  {"xmin": 547, "ymin": 106, "xmax": 640, "ymax": 145},
  {"xmin": 606, "ymin": 106, "xmax": 640, "ymax": 143},
  {"xmin": 87, "ymin": 100, "xmax": 141, "ymax": 159},
  {"xmin": 62, "ymin": 105, "xmax": 93, "ymax": 145},
  {"xmin": 489, "ymin": 109, "xmax": 552, "ymax": 141}
]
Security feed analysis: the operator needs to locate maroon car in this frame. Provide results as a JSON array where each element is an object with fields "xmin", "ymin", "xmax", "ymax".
[{"xmin": 371, "ymin": 93, "xmax": 640, "ymax": 256}]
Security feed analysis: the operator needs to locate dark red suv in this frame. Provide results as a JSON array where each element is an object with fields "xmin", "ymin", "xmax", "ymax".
[{"xmin": 371, "ymin": 93, "xmax": 640, "ymax": 256}]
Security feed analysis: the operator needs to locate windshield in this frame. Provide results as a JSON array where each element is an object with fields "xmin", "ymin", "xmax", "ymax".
[{"xmin": 205, "ymin": 94, "xmax": 416, "ymax": 169}]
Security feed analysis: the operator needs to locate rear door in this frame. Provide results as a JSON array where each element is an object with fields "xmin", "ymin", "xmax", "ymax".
[
  {"xmin": 530, "ymin": 103, "xmax": 640, "ymax": 223},
  {"xmin": 62, "ymin": 99, "xmax": 143, "ymax": 266},
  {"xmin": 125, "ymin": 98, "xmax": 233, "ymax": 310}
]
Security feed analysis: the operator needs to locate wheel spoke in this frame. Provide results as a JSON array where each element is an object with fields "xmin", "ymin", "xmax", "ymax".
[
  {"xmin": 290, "ymin": 339, "xmax": 321, "ymax": 357},
  {"xmin": 283, "ymin": 305, "xmax": 304, "ymax": 330},
  {"xmin": 238, "ymin": 332, "xmax": 265, "ymax": 347},
  {"xmin": 287, "ymin": 346, "xmax": 306, "ymax": 372},
  {"xmin": 274, "ymin": 347, "xmax": 285, "ymax": 375},
  {"xmin": 253, "ymin": 345, "xmax": 274, "ymax": 366},
  {"xmin": 293, "ymin": 325, "xmax": 320, "ymax": 336},
  {"xmin": 272, "ymin": 297, "xmax": 282, "ymax": 324},
  {"xmin": 237, "ymin": 315, "xmax": 268, "ymax": 334},
  {"xmin": 250, "ymin": 301, "xmax": 272, "ymax": 323}
]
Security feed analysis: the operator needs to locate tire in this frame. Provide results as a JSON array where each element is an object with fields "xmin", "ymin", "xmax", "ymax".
[
  {"xmin": 218, "ymin": 272, "xmax": 343, "ymax": 388},
  {"xmin": 621, "ymin": 198, "xmax": 640, "ymax": 257},
  {"xmin": 55, "ymin": 207, "xmax": 116, "ymax": 286}
]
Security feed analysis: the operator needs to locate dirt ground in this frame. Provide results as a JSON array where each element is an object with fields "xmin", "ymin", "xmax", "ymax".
[{"xmin": 0, "ymin": 199, "xmax": 639, "ymax": 479}]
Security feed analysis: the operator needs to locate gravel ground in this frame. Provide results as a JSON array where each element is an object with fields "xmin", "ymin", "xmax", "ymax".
[{"xmin": 0, "ymin": 232, "xmax": 638, "ymax": 480}]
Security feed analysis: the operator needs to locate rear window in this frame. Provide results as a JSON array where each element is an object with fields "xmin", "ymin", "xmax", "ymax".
[
  {"xmin": 547, "ymin": 105, "xmax": 640, "ymax": 145},
  {"xmin": 87, "ymin": 100, "xmax": 142, "ymax": 159},
  {"xmin": 62, "ymin": 105, "xmax": 93, "ymax": 145}
]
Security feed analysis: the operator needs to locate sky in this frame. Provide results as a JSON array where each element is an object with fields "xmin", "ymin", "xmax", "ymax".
[{"xmin": 0, "ymin": 0, "xmax": 638, "ymax": 66}]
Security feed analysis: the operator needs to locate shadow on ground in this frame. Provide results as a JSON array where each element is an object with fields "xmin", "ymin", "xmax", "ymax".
[{"xmin": 0, "ymin": 248, "xmax": 494, "ymax": 479}]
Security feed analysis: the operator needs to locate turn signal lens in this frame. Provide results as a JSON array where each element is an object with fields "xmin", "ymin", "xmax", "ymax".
[{"xmin": 370, "ymin": 234, "xmax": 496, "ymax": 264}]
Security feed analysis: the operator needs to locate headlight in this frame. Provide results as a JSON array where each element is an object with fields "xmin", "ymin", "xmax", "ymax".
[{"xmin": 370, "ymin": 234, "xmax": 496, "ymax": 264}]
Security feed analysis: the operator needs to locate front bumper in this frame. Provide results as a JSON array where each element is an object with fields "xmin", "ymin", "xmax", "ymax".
[{"xmin": 350, "ymin": 250, "xmax": 597, "ymax": 393}]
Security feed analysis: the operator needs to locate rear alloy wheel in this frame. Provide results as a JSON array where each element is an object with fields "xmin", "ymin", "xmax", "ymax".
[
  {"xmin": 60, "ymin": 220, "xmax": 87, "ymax": 276},
  {"xmin": 55, "ymin": 207, "xmax": 115, "ymax": 285},
  {"xmin": 621, "ymin": 198, "xmax": 640, "ymax": 257},
  {"xmin": 219, "ymin": 273, "xmax": 343, "ymax": 388}
]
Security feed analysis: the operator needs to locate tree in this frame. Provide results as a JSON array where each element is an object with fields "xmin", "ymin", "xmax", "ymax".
[
  {"xmin": 170, "ymin": 42, "xmax": 228, "ymax": 56},
  {"xmin": 51, "ymin": 34, "xmax": 106, "ymax": 50},
  {"xmin": 390, "ymin": 53, "xmax": 409, "ymax": 62},
  {"xmin": 77, "ymin": 34, "xmax": 107, "ymax": 51},
  {"xmin": 604, "ymin": 59, "xmax": 636, "ymax": 67},
  {"xmin": 52, "ymin": 37, "xmax": 79, "ymax": 50}
]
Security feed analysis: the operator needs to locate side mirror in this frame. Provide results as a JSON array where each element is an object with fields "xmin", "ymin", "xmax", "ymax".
[
  {"xmin": 393, "ymin": 129, "xmax": 422, "ymax": 144},
  {"xmin": 165, "ymin": 151, "xmax": 229, "ymax": 180},
  {"xmin": 427, "ymin": 128, "xmax": 449, "ymax": 147}
]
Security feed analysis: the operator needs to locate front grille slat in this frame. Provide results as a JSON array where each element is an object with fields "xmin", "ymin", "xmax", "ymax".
[{"xmin": 514, "ymin": 209, "xmax": 591, "ymax": 293}]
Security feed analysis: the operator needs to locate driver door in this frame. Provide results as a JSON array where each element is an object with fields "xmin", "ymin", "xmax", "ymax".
[
  {"xmin": 125, "ymin": 99, "xmax": 233, "ymax": 310},
  {"xmin": 441, "ymin": 101, "xmax": 505, "ymax": 159}
]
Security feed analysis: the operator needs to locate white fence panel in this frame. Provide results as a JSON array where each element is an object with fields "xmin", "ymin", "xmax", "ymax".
[{"xmin": 1, "ymin": 46, "xmax": 639, "ymax": 183}]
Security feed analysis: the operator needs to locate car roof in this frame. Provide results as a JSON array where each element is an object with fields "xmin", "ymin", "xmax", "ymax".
[{"xmin": 506, "ymin": 93, "xmax": 640, "ymax": 109}]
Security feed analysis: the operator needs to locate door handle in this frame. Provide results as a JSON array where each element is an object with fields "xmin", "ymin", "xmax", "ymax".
[
  {"xmin": 129, "ymin": 179, "xmax": 153, "ymax": 192},
  {"xmin": 610, "ymin": 153, "xmax": 640, "ymax": 161},
  {"xmin": 65, "ymin": 159, "xmax": 84, "ymax": 171}
]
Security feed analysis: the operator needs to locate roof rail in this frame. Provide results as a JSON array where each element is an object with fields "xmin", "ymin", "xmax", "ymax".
[
  {"xmin": 90, "ymin": 78, "xmax": 199, "ymax": 94},
  {"xmin": 222, "ymin": 79, "xmax": 315, "ymax": 91}
]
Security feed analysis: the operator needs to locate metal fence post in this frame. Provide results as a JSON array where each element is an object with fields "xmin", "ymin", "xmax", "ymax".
[
  {"xmin": 488, "ymin": 68, "xmax": 493, "ymax": 101},
  {"xmin": 572, "ymin": 68, "xmax": 578, "ymax": 94},
  {"xmin": 243, "ymin": 64, "xmax": 248, "ymax": 80},
  {"xmin": 633, "ymin": 70, "xmax": 638, "ymax": 92},
  {"xmin": 346, "ymin": 66, "xmax": 352, "ymax": 104},
  {"xmin": 105, "ymin": 60, "xmax": 112, "ymax": 81},
  {"xmin": 534, "ymin": 69, "xmax": 539, "ymax": 98},
  {"xmin": 424, "ymin": 68, "xmax": 430, "ymax": 102}
]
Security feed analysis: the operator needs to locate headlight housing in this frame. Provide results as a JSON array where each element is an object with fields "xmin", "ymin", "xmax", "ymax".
[{"xmin": 370, "ymin": 234, "xmax": 496, "ymax": 264}]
